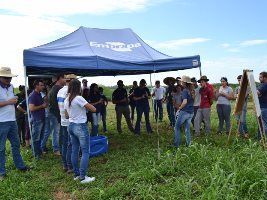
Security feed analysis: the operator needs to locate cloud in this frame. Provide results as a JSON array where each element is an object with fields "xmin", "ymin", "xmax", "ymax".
[
  {"xmin": 221, "ymin": 43, "xmax": 230, "ymax": 48},
  {"xmin": 0, "ymin": 0, "xmax": 169, "ymax": 17},
  {"xmin": 0, "ymin": 14, "xmax": 75, "ymax": 86},
  {"xmin": 221, "ymin": 39, "xmax": 267, "ymax": 52},
  {"xmin": 201, "ymin": 56, "xmax": 267, "ymax": 83},
  {"xmin": 239, "ymin": 39, "xmax": 267, "ymax": 47},
  {"xmin": 147, "ymin": 38, "xmax": 210, "ymax": 50}
]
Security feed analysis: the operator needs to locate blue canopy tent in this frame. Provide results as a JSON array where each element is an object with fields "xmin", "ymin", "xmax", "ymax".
[
  {"xmin": 23, "ymin": 26, "xmax": 201, "ymax": 76},
  {"xmin": 23, "ymin": 27, "xmax": 201, "ymax": 158}
]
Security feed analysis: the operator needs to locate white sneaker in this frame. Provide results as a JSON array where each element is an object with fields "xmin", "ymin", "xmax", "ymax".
[
  {"xmin": 80, "ymin": 176, "xmax": 95, "ymax": 184},
  {"xmin": 74, "ymin": 176, "xmax": 80, "ymax": 181}
]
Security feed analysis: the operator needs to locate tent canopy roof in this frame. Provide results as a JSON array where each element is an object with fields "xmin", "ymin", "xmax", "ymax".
[{"xmin": 23, "ymin": 26, "xmax": 200, "ymax": 76}]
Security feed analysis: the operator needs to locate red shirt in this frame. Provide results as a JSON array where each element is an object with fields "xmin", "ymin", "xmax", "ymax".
[
  {"xmin": 207, "ymin": 83, "xmax": 214, "ymax": 99},
  {"xmin": 199, "ymin": 86, "xmax": 213, "ymax": 108}
]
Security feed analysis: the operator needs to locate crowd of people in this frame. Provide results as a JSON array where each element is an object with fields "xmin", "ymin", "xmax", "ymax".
[{"xmin": 0, "ymin": 66, "xmax": 266, "ymax": 183}]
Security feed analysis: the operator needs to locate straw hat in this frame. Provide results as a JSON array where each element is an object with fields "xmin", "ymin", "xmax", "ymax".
[
  {"xmin": 163, "ymin": 77, "xmax": 176, "ymax": 85},
  {"xmin": 0, "ymin": 67, "xmax": 17, "ymax": 77},
  {"xmin": 197, "ymin": 75, "xmax": 209, "ymax": 83},
  {"xmin": 65, "ymin": 74, "xmax": 77, "ymax": 80},
  {"xmin": 181, "ymin": 75, "xmax": 192, "ymax": 84}
]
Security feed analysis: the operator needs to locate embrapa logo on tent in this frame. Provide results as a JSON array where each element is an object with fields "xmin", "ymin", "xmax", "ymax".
[
  {"xmin": 90, "ymin": 41, "xmax": 141, "ymax": 52},
  {"xmin": 192, "ymin": 60, "xmax": 199, "ymax": 67}
]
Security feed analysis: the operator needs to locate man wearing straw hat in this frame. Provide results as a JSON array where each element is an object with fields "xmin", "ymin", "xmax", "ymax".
[
  {"xmin": 0, "ymin": 67, "xmax": 30, "ymax": 180},
  {"xmin": 194, "ymin": 75, "xmax": 213, "ymax": 136}
]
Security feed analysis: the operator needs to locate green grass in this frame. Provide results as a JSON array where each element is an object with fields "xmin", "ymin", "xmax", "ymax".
[{"xmin": 0, "ymin": 103, "xmax": 267, "ymax": 199}]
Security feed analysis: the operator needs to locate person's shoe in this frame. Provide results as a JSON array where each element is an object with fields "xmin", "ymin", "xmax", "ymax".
[
  {"xmin": 54, "ymin": 151, "xmax": 61, "ymax": 156},
  {"xmin": 0, "ymin": 175, "xmax": 6, "ymax": 181},
  {"xmin": 63, "ymin": 167, "xmax": 68, "ymax": 172},
  {"xmin": 80, "ymin": 176, "xmax": 95, "ymax": 184},
  {"xmin": 244, "ymin": 133, "xmax": 249, "ymax": 139},
  {"xmin": 19, "ymin": 166, "xmax": 32, "ymax": 172},
  {"xmin": 217, "ymin": 131, "xmax": 222, "ymax": 135},
  {"xmin": 67, "ymin": 169, "xmax": 73, "ymax": 174},
  {"xmin": 74, "ymin": 176, "xmax": 80, "ymax": 181}
]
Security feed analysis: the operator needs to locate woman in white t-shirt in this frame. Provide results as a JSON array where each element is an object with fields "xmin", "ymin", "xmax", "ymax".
[
  {"xmin": 64, "ymin": 79, "xmax": 96, "ymax": 184},
  {"xmin": 215, "ymin": 77, "xmax": 234, "ymax": 134}
]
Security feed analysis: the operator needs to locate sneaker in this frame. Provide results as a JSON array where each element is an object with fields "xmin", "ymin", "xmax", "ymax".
[
  {"xmin": 244, "ymin": 133, "xmax": 249, "ymax": 139},
  {"xmin": 80, "ymin": 176, "xmax": 95, "ymax": 184},
  {"xmin": 54, "ymin": 151, "xmax": 61, "ymax": 156},
  {"xmin": 19, "ymin": 166, "xmax": 32, "ymax": 172},
  {"xmin": 67, "ymin": 169, "xmax": 73, "ymax": 174},
  {"xmin": 74, "ymin": 176, "xmax": 80, "ymax": 181}
]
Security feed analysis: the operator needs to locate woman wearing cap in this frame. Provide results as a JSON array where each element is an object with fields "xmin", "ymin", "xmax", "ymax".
[
  {"xmin": 174, "ymin": 76, "xmax": 195, "ymax": 148},
  {"xmin": 215, "ymin": 77, "xmax": 234, "ymax": 134},
  {"xmin": 64, "ymin": 79, "xmax": 96, "ymax": 183}
]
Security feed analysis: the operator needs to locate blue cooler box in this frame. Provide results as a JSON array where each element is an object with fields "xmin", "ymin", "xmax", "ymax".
[{"xmin": 89, "ymin": 135, "xmax": 108, "ymax": 157}]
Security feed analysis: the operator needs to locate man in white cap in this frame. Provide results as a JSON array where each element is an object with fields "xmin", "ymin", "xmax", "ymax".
[{"xmin": 0, "ymin": 67, "xmax": 30, "ymax": 180}]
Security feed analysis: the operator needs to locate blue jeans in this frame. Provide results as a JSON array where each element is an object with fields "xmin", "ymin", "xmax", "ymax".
[
  {"xmin": 135, "ymin": 104, "xmax": 152, "ymax": 134},
  {"xmin": 31, "ymin": 120, "xmax": 44, "ymax": 158},
  {"xmin": 69, "ymin": 123, "xmax": 90, "ymax": 180},
  {"xmin": 236, "ymin": 101, "xmax": 248, "ymax": 134},
  {"xmin": 154, "ymin": 99, "xmax": 163, "ymax": 121},
  {"xmin": 61, "ymin": 126, "xmax": 72, "ymax": 170},
  {"xmin": 42, "ymin": 113, "xmax": 60, "ymax": 152},
  {"xmin": 91, "ymin": 113, "xmax": 100, "ymax": 136},
  {"xmin": 41, "ymin": 117, "xmax": 50, "ymax": 151},
  {"xmin": 0, "ymin": 121, "xmax": 26, "ymax": 176},
  {"xmin": 167, "ymin": 102, "xmax": 175, "ymax": 126},
  {"xmin": 174, "ymin": 111, "xmax": 194, "ymax": 148},
  {"xmin": 261, "ymin": 108, "xmax": 267, "ymax": 137}
]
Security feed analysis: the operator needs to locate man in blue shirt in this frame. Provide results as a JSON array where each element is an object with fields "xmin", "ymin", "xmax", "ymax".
[
  {"xmin": 29, "ymin": 80, "xmax": 47, "ymax": 159},
  {"xmin": 257, "ymin": 71, "xmax": 267, "ymax": 136}
]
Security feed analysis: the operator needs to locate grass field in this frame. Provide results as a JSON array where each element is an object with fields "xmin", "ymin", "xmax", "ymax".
[{"xmin": 0, "ymin": 102, "xmax": 267, "ymax": 199}]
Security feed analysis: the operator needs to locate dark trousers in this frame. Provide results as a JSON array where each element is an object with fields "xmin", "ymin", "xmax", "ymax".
[
  {"xmin": 100, "ymin": 108, "xmax": 107, "ymax": 132},
  {"xmin": 17, "ymin": 115, "xmax": 25, "ymax": 144},
  {"xmin": 216, "ymin": 104, "xmax": 231, "ymax": 133},
  {"xmin": 135, "ymin": 104, "xmax": 152, "ymax": 134},
  {"xmin": 154, "ymin": 99, "xmax": 163, "ymax": 121},
  {"xmin": 115, "ymin": 105, "xmax": 134, "ymax": 133},
  {"xmin": 129, "ymin": 103, "xmax": 136, "ymax": 121},
  {"xmin": 167, "ymin": 102, "xmax": 175, "ymax": 126}
]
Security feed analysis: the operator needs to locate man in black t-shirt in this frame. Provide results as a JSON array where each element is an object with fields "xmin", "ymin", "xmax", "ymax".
[
  {"xmin": 112, "ymin": 80, "xmax": 134, "ymax": 133},
  {"xmin": 133, "ymin": 79, "xmax": 152, "ymax": 134},
  {"xmin": 46, "ymin": 74, "xmax": 65, "ymax": 155},
  {"xmin": 128, "ymin": 81, "xmax": 138, "ymax": 122}
]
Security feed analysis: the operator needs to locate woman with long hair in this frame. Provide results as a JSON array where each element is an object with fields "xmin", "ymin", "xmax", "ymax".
[
  {"xmin": 174, "ymin": 76, "xmax": 195, "ymax": 148},
  {"xmin": 215, "ymin": 77, "xmax": 234, "ymax": 134},
  {"xmin": 64, "ymin": 79, "xmax": 96, "ymax": 184},
  {"xmin": 88, "ymin": 83, "xmax": 103, "ymax": 136}
]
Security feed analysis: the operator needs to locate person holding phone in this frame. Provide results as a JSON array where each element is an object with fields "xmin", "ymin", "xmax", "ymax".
[{"xmin": 0, "ymin": 67, "xmax": 30, "ymax": 180}]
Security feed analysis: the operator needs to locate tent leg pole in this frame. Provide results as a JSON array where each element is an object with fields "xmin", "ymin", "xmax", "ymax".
[
  {"xmin": 149, "ymin": 74, "xmax": 155, "ymax": 120},
  {"xmin": 23, "ymin": 67, "xmax": 35, "ymax": 158},
  {"xmin": 199, "ymin": 66, "xmax": 202, "ymax": 77}
]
